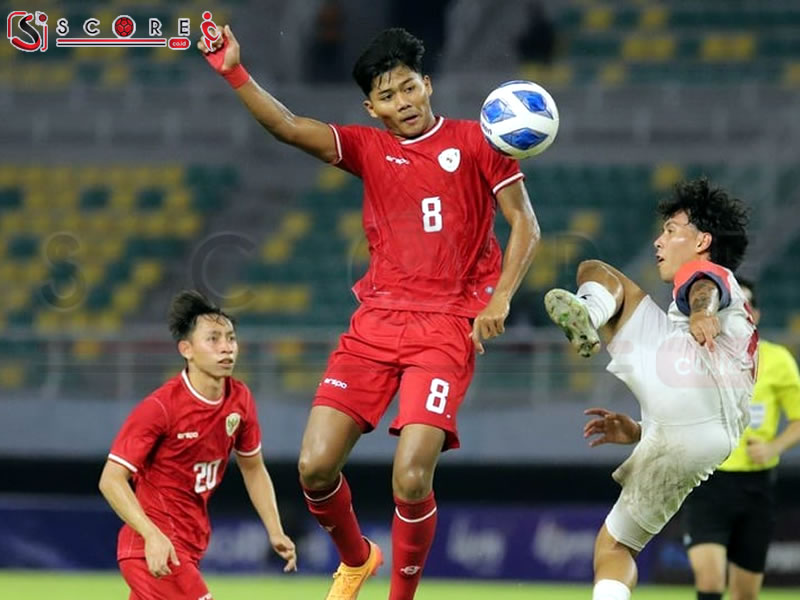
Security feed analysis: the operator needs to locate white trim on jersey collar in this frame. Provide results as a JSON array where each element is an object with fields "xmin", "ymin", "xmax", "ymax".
[
  {"xmin": 400, "ymin": 116, "xmax": 444, "ymax": 145},
  {"xmin": 181, "ymin": 369, "xmax": 223, "ymax": 405}
]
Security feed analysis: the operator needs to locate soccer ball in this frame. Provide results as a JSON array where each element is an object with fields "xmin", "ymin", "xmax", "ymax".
[{"xmin": 480, "ymin": 80, "xmax": 559, "ymax": 159}]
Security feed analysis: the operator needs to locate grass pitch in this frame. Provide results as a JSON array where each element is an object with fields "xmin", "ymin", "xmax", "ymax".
[{"xmin": 1, "ymin": 571, "xmax": 799, "ymax": 599}]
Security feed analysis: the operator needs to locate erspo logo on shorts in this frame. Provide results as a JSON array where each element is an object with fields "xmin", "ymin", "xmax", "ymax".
[{"xmin": 322, "ymin": 377, "xmax": 348, "ymax": 389}]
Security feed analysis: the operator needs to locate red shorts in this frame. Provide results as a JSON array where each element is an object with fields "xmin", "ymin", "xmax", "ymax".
[
  {"xmin": 313, "ymin": 306, "xmax": 475, "ymax": 450},
  {"xmin": 119, "ymin": 557, "xmax": 211, "ymax": 600}
]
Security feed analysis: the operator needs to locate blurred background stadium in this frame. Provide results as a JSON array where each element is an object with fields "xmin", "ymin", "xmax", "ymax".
[{"xmin": 1, "ymin": 0, "xmax": 799, "ymax": 597}]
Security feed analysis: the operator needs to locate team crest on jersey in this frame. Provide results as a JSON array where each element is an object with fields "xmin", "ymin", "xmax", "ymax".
[
  {"xmin": 225, "ymin": 412, "xmax": 241, "ymax": 437},
  {"xmin": 438, "ymin": 148, "xmax": 461, "ymax": 172}
]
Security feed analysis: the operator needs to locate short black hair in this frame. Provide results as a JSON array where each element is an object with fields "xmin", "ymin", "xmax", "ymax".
[
  {"xmin": 168, "ymin": 290, "xmax": 234, "ymax": 341},
  {"xmin": 352, "ymin": 28, "xmax": 425, "ymax": 96},
  {"xmin": 736, "ymin": 276, "xmax": 757, "ymax": 308},
  {"xmin": 657, "ymin": 177, "xmax": 750, "ymax": 272}
]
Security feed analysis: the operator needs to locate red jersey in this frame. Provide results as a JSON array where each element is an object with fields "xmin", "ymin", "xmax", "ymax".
[
  {"xmin": 108, "ymin": 370, "xmax": 261, "ymax": 562},
  {"xmin": 329, "ymin": 116, "xmax": 524, "ymax": 317}
]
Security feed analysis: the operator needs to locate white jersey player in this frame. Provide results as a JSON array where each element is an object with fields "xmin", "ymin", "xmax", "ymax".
[{"xmin": 543, "ymin": 178, "xmax": 755, "ymax": 600}]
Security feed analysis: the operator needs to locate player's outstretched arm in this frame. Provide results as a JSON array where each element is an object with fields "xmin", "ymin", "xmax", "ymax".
[
  {"xmin": 198, "ymin": 25, "xmax": 337, "ymax": 163},
  {"xmin": 688, "ymin": 278, "xmax": 721, "ymax": 350},
  {"xmin": 236, "ymin": 452, "xmax": 298, "ymax": 572},
  {"xmin": 583, "ymin": 408, "xmax": 641, "ymax": 447},
  {"xmin": 471, "ymin": 181, "xmax": 540, "ymax": 354},
  {"xmin": 98, "ymin": 460, "xmax": 180, "ymax": 577}
]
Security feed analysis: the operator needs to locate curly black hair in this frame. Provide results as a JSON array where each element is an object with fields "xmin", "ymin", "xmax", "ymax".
[
  {"xmin": 657, "ymin": 177, "xmax": 750, "ymax": 271},
  {"xmin": 352, "ymin": 28, "xmax": 425, "ymax": 96},
  {"xmin": 168, "ymin": 290, "xmax": 234, "ymax": 341}
]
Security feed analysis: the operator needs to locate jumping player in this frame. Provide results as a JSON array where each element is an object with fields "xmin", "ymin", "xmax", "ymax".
[
  {"xmin": 99, "ymin": 291, "xmax": 296, "ymax": 600},
  {"xmin": 200, "ymin": 26, "xmax": 540, "ymax": 600},
  {"xmin": 544, "ymin": 178, "xmax": 755, "ymax": 600}
]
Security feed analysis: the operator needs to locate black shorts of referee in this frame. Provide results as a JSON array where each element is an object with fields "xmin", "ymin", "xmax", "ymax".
[{"xmin": 683, "ymin": 469, "xmax": 777, "ymax": 573}]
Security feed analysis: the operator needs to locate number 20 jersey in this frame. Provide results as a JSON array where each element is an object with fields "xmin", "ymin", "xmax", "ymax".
[
  {"xmin": 108, "ymin": 371, "xmax": 261, "ymax": 562},
  {"xmin": 329, "ymin": 117, "xmax": 524, "ymax": 318}
]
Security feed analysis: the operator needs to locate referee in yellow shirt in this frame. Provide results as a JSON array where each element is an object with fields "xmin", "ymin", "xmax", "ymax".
[{"xmin": 684, "ymin": 278, "xmax": 800, "ymax": 600}]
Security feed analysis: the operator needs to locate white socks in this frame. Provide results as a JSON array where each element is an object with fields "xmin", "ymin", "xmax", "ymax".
[
  {"xmin": 577, "ymin": 281, "xmax": 617, "ymax": 329},
  {"xmin": 592, "ymin": 579, "xmax": 631, "ymax": 600}
]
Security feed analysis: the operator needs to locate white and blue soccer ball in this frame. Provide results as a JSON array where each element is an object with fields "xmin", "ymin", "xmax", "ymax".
[{"xmin": 480, "ymin": 80, "xmax": 559, "ymax": 159}]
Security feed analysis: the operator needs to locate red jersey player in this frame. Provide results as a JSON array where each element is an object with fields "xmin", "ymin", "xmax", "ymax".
[
  {"xmin": 200, "ymin": 27, "xmax": 540, "ymax": 600},
  {"xmin": 99, "ymin": 291, "xmax": 296, "ymax": 600}
]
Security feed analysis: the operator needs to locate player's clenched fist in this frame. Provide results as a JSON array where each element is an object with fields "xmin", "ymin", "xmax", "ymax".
[
  {"xmin": 198, "ymin": 25, "xmax": 250, "ymax": 89},
  {"xmin": 144, "ymin": 529, "xmax": 180, "ymax": 578},
  {"xmin": 689, "ymin": 312, "xmax": 720, "ymax": 351}
]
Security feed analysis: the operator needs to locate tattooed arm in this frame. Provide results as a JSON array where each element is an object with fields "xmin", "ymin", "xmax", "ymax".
[{"xmin": 688, "ymin": 278, "xmax": 721, "ymax": 350}]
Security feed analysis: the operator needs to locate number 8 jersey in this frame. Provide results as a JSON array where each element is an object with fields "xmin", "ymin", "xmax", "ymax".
[
  {"xmin": 108, "ymin": 370, "xmax": 261, "ymax": 562},
  {"xmin": 329, "ymin": 117, "xmax": 524, "ymax": 317}
]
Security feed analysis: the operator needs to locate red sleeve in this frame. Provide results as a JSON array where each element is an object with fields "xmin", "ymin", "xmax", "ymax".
[
  {"xmin": 108, "ymin": 396, "xmax": 169, "ymax": 473},
  {"xmin": 472, "ymin": 124, "xmax": 525, "ymax": 196},
  {"xmin": 329, "ymin": 124, "xmax": 374, "ymax": 177},
  {"xmin": 672, "ymin": 259, "xmax": 732, "ymax": 316},
  {"xmin": 234, "ymin": 388, "xmax": 262, "ymax": 456}
]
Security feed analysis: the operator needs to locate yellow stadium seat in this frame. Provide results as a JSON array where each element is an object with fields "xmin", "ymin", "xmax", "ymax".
[
  {"xmin": 283, "ymin": 211, "xmax": 312, "ymax": 238},
  {"xmin": 519, "ymin": 63, "xmax": 574, "ymax": 86},
  {"xmin": 701, "ymin": 34, "xmax": 755, "ymax": 62},
  {"xmin": 652, "ymin": 163, "xmax": 684, "ymax": 190},
  {"xmin": 0, "ymin": 363, "xmax": 25, "ymax": 389},
  {"xmin": 284, "ymin": 286, "xmax": 311, "ymax": 313},
  {"xmin": 49, "ymin": 167, "xmax": 74, "ymax": 190},
  {"xmin": 599, "ymin": 62, "xmax": 627, "ymax": 85},
  {"xmin": 99, "ymin": 238, "xmax": 124, "ymax": 262},
  {"xmin": 87, "ymin": 212, "xmax": 113, "ymax": 235},
  {"xmin": 95, "ymin": 310, "xmax": 122, "ymax": 332},
  {"xmin": 0, "ymin": 166, "xmax": 18, "ymax": 185},
  {"xmin": 103, "ymin": 63, "xmax": 130, "ymax": 88},
  {"xmin": 570, "ymin": 211, "xmax": 602, "ymax": 237},
  {"xmin": 160, "ymin": 165, "xmax": 184, "ymax": 187},
  {"xmin": 584, "ymin": 7, "xmax": 614, "ymax": 31},
  {"xmin": 68, "ymin": 311, "xmax": 91, "ymax": 330},
  {"xmin": 107, "ymin": 166, "xmax": 133, "ymax": 188},
  {"xmin": 172, "ymin": 213, "xmax": 201, "ymax": 238},
  {"xmin": 132, "ymin": 261, "xmax": 162, "ymax": 287},
  {"xmin": 77, "ymin": 166, "xmax": 106, "ymax": 187},
  {"xmin": 317, "ymin": 166, "xmax": 349, "ymax": 191},
  {"xmin": 82, "ymin": 263, "xmax": 105, "ymax": 287},
  {"xmin": 34, "ymin": 310, "xmax": 61, "ymax": 334},
  {"xmin": 640, "ymin": 6, "xmax": 668, "ymax": 29},
  {"xmin": 112, "ymin": 284, "xmax": 141, "ymax": 313},
  {"xmin": 262, "ymin": 238, "xmax": 291, "ymax": 263},
  {"xmin": 275, "ymin": 338, "xmax": 304, "ymax": 359},
  {"xmin": 337, "ymin": 211, "xmax": 362, "ymax": 239},
  {"xmin": 164, "ymin": 189, "xmax": 191, "ymax": 210},
  {"xmin": 623, "ymin": 35, "xmax": 675, "ymax": 61},
  {"xmin": 110, "ymin": 189, "xmax": 136, "ymax": 210},
  {"xmin": 141, "ymin": 213, "xmax": 170, "ymax": 237},
  {"xmin": 1, "ymin": 288, "xmax": 29, "ymax": 311},
  {"xmin": 73, "ymin": 339, "xmax": 102, "ymax": 360},
  {"xmin": 254, "ymin": 286, "xmax": 281, "ymax": 312},
  {"xmin": 783, "ymin": 62, "xmax": 800, "ymax": 87}
]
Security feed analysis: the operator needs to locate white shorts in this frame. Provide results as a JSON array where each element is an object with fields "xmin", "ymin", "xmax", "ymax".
[
  {"xmin": 605, "ymin": 420, "xmax": 732, "ymax": 551},
  {"xmin": 603, "ymin": 296, "xmax": 737, "ymax": 551}
]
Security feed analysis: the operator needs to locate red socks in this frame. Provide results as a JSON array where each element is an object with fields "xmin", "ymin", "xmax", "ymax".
[
  {"xmin": 303, "ymin": 474, "xmax": 369, "ymax": 567},
  {"xmin": 390, "ymin": 492, "xmax": 438, "ymax": 600}
]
